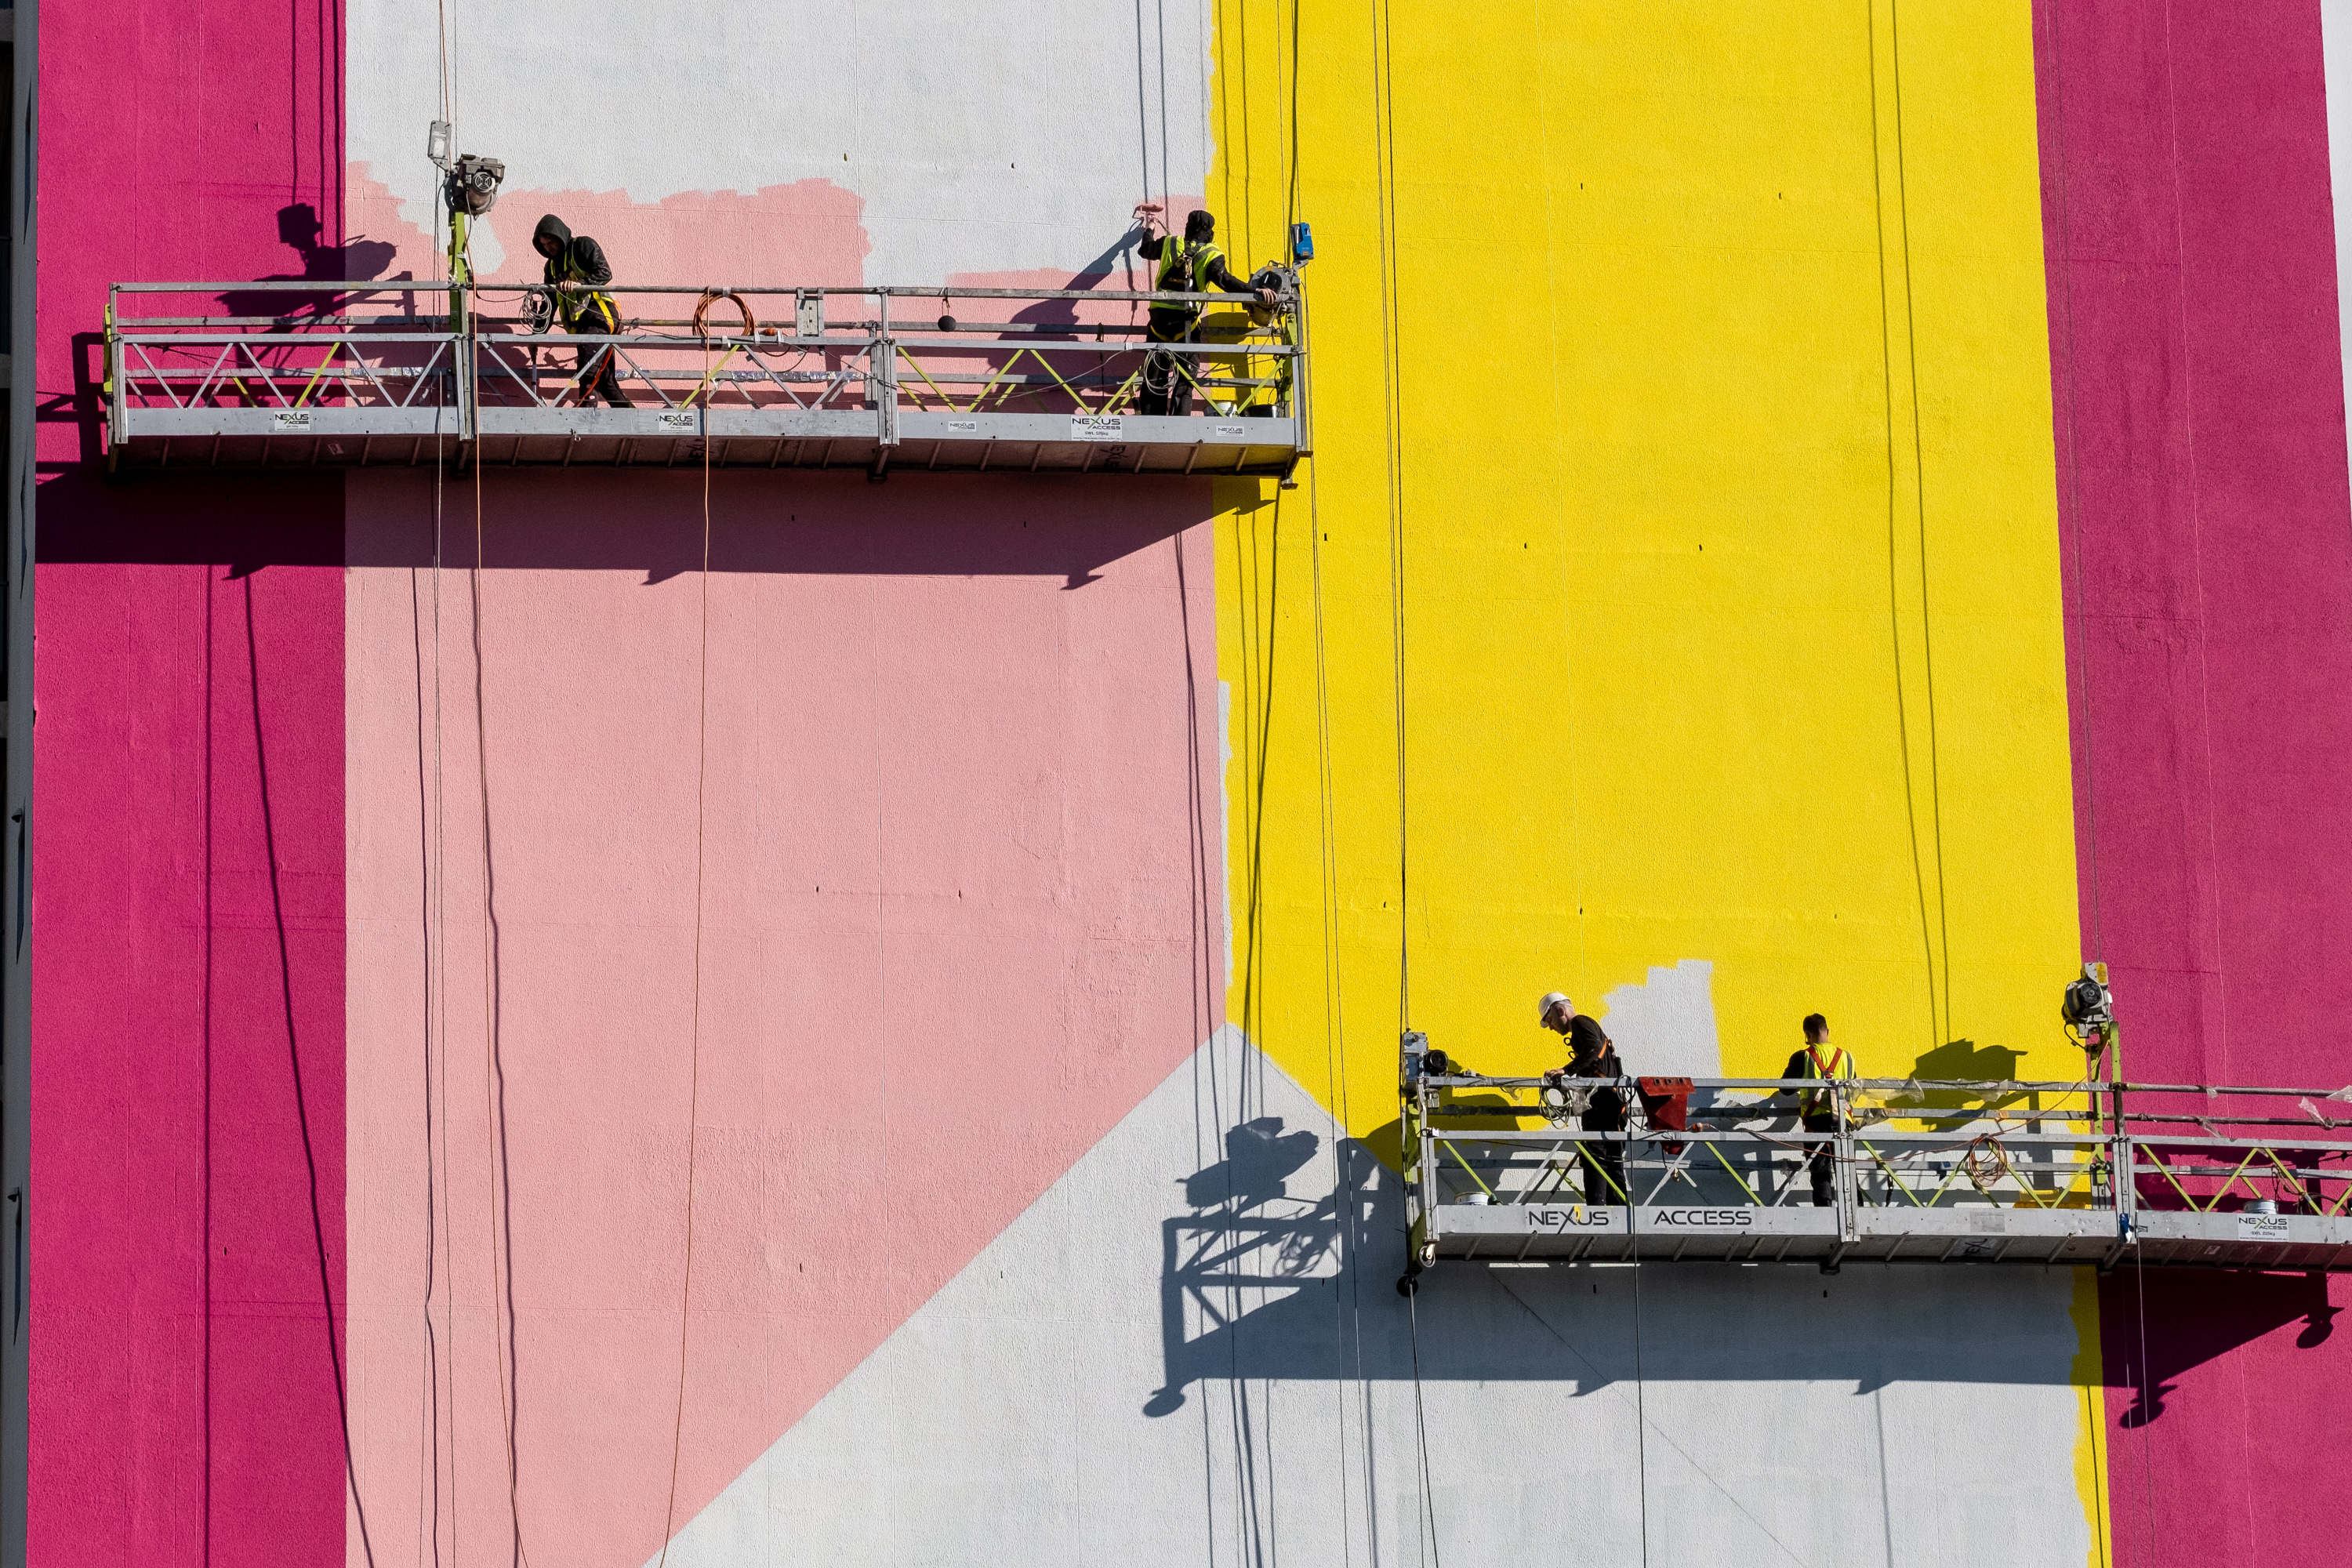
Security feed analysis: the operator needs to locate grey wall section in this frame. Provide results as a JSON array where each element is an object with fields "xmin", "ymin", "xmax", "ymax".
[
  {"xmin": 659, "ymin": 1031, "xmax": 2092, "ymax": 1568},
  {"xmin": 2, "ymin": 5, "xmax": 32, "ymax": 1566}
]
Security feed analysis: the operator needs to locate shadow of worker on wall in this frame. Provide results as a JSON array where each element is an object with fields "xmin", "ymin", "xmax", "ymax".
[
  {"xmin": 1145, "ymin": 1116, "xmax": 1357, "ymax": 1416},
  {"xmin": 215, "ymin": 204, "xmax": 402, "ymax": 324}
]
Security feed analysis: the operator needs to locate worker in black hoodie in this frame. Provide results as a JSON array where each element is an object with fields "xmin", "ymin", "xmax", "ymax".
[
  {"xmin": 532, "ymin": 213, "xmax": 632, "ymax": 408},
  {"xmin": 1539, "ymin": 994, "xmax": 1631, "ymax": 1206}
]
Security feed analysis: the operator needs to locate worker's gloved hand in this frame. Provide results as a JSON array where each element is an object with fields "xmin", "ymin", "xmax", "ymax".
[{"xmin": 558, "ymin": 281, "xmax": 586, "ymax": 293}]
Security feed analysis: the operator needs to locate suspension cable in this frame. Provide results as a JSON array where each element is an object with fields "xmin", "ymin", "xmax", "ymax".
[
  {"xmin": 1865, "ymin": 0, "xmax": 1944, "ymax": 1054},
  {"xmin": 654, "ymin": 349, "xmax": 718, "ymax": 1568},
  {"xmin": 470, "ymin": 460, "xmax": 533, "ymax": 1568},
  {"xmin": 1368, "ymin": 7, "xmax": 1437, "ymax": 1563}
]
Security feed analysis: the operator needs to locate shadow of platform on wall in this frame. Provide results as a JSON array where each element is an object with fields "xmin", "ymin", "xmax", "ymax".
[
  {"xmin": 41, "ymin": 466, "xmax": 1217, "ymax": 587},
  {"xmin": 1143, "ymin": 1118, "xmax": 2349, "ymax": 1418},
  {"xmin": 2103, "ymin": 1265, "xmax": 2339, "ymax": 1426},
  {"xmin": 339, "ymin": 468, "xmax": 1214, "ymax": 585}
]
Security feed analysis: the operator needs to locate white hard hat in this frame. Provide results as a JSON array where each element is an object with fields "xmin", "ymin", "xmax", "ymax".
[{"xmin": 1538, "ymin": 991, "xmax": 1571, "ymax": 1023}]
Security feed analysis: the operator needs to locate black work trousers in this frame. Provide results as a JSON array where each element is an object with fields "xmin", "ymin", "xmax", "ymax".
[
  {"xmin": 566, "ymin": 303, "xmax": 631, "ymax": 408},
  {"xmin": 1139, "ymin": 339, "xmax": 1191, "ymax": 416},
  {"xmin": 1581, "ymin": 1108, "xmax": 1628, "ymax": 1206},
  {"xmin": 1802, "ymin": 1112, "xmax": 1838, "ymax": 1207}
]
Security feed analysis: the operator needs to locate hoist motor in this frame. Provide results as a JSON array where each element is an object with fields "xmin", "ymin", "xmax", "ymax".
[
  {"xmin": 2061, "ymin": 961, "xmax": 2114, "ymax": 1035},
  {"xmin": 446, "ymin": 154, "xmax": 506, "ymax": 216}
]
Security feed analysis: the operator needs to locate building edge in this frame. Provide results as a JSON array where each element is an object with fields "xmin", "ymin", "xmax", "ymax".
[{"xmin": 2, "ymin": 2, "xmax": 34, "ymax": 1566}]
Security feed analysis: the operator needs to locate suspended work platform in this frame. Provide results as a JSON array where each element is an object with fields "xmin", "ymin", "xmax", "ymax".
[
  {"xmin": 102, "ymin": 279, "xmax": 1309, "ymax": 477},
  {"xmin": 1397, "ymin": 1033, "xmax": 2352, "ymax": 1286}
]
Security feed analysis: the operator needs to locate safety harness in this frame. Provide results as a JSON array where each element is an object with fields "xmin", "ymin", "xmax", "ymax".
[
  {"xmin": 546, "ymin": 247, "xmax": 619, "ymax": 332},
  {"xmin": 1797, "ymin": 1044, "xmax": 1854, "ymax": 1119},
  {"xmin": 1149, "ymin": 239, "xmax": 1228, "ymax": 342}
]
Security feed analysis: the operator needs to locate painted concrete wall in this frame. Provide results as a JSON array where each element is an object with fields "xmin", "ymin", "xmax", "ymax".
[
  {"xmin": 26, "ymin": 4, "xmax": 2352, "ymax": 1568},
  {"xmin": 2040, "ymin": 3, "xmax": 2352, "ymax": 1563},
  {"xmin": 32, "ymin": 1, "xmax": 351, "ymax": 1566}
]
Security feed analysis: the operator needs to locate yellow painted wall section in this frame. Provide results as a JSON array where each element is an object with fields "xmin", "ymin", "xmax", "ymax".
[
  {"xmin": 2072, "ymin": 1265, "xmax": 2118, "ymax": 1568},
  {"xmin": 1211, "ymin": 0, "xmax": 2079, "ymax": 1133}
]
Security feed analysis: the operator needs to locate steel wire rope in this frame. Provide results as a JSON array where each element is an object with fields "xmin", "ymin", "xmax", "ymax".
[
  {"xmin": 2042, "ymin": 0, "xmax": 2123, "ymax": 1544},
  {"xmin": 1286, "ymin": 44, "xmax": 1375, "ymax": 1568},
  {"xmin": 2131, "ymin": 5, "xmax": 2222, "ymax": 1552},
  {"xmin": 419, "ymin": 434, "xmax": 450, "ymax": 1568},
  {"xmin": 1218, "ymin": 38, "xmax": 1280, "ymax": 1552},
  {"xmin": 1864, "ymin": 0, "xmax": 1945, "ymax": 1055},
  {"xmin": 1272, "ymin": 9, "xmax": 1374, "ymax": 1557},
  {"xmin": 1309, "ymin": 474, "xmax": 1376, "ymax": 1568},
  {"xmin": 1159, "ymin": 0, "xmax": 1173, "ymax": 218},
  {"xmin": 1522, "ymin": 1, "xmax": 1594, "ymax": 1027},
  {"xmin": 1885, "ymin": 0, "xmax": 1955, "ymax": 1048},
  {"xmin": 1485, "ymin": 1272, "xmax": 1816, "ymax": 1567},
  {"xmin": 2038, "ymin": 2, "xmax": 2141, "ymax": 1549},
  {"xmin": 2129, "ymin": 1240, "xmax": 2158, "ymax": 1563},
  {"xmin": 470, "ymin": 457, "xmax": 535, "ymax": 1568},
  {"xmin": 428, "ymin": 157, "xmax": 461, "ymax": 1568},
  {"xmin": 652, "ymin": 342, "xmax": 718, "ymax": 1568},
  {"xmin": 1366, "ymin": 9, "xmax": 1439, "ymax": 1565},
  {"xmin": 1628, "ymin": 1207, "xmax": 1652, "ymax": 1568}
]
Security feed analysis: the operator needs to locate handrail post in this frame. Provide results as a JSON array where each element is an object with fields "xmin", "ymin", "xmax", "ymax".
[
  {"xmin": 1291, "ymin": 290, "xmax": 1312, "ymax": 459},
  {"xmin": 2111, "ymin": 1075, "xmax": 2135, "ymax": 1240},
  {"xmin": 874, "ymin": 292, "xmax": 898, "ymax": 449},
  {"xmin": 103, "ymin": 290, "xmax": 124, "ymax": 451},
  {"xmin": 1834, "ymin": 1074, "xmax": 1859, "ymax": 1243},
  {"xmin": 456, "ymin": 288, "xmax": 477, "ymax": 448}
]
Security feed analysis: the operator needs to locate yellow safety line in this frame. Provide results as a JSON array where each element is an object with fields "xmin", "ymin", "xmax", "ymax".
[
  {"xmin": 2207, "ymin": 1145, "xmax": 2266, "ymax": 1210},
  {"xmin": 1701, "ymin": 1138, "xmax": 1764, "ymax": 1206},
  {"xmin": 1862, "ymin": 1142, "xmax": 1929, "ymax": 1208},
  {"xmin": 961, "ymin": 357, "xmax": 1016, "ymax": 414},
  {"xmin": 1018, "ymin": 346, "xmax": 1092, "ymax": 411},
  {"xmin": 1100, "ymin": 365, "xmax": 1146, "ymax": 413},
  {"xmin": 2259, "ymin": 1149, "xmax": 2318, "ymax": 1213},
  {"xmin": 292, "ymin": 343, "xmax": 339, "ymax": 409},
  {"xmin": 895, "ymin": 347, "xmax": 959, "ymax": 411},
  {"xmin": 1582, "ymin": 1145, "xmax": 1632, "ymax": 1206},
  {"xmin": 2139, "ymin": 1145, "xmax": 2204, "ymax": 1212},
  {"xmin": 680, "ymin": 343, "xmax": 742, "ymax": 410},
  {"xmin": 1438, "ymin": 1140, "xmax": 1496, "ymax": 1200}
]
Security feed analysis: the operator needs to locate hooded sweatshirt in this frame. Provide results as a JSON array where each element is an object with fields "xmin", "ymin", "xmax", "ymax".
[{"xmin": 532, "ymin": 213, "xmax": 613, "ymax": 289}]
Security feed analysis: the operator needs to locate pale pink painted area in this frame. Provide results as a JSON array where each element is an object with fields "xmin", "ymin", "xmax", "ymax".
[
  {"xmin": 343, "ymin": 470, "xmax": 1223, "ymax": 1568},
  {"xmin": 347, "ymin": 165, "xmax": 872, "ymax": 289}
]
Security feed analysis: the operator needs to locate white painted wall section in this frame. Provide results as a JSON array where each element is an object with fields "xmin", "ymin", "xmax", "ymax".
[
  {"xmin": 2326, "ymin": 0, "xmax": 2352, "ymax": 454},
  {"xmin": 656, "ymin": 1029, "xmax": 2091, "ymax": 1568},
  {"xmin": 347, "ymin": 0, "xmax": 1211, "ymax": 282}
]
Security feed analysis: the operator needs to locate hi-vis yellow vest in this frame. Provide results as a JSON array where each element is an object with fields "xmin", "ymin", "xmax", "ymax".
[
  {"xmin": 1798, "ymin": 1045, "xmax": 1853, "ymax": 1118},
  {"xmin": 1149, "ymin": 241, "xmax": 1226, "ymax": 339},
  {"xmin": 546, "ymin": 249, "xmax": 618, "ymax": 331}
]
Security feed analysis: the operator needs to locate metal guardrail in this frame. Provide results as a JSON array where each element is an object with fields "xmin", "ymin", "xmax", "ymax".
[
  {"xmin": 101, "ymin": 278, "xmax": 1310, "ymax": 476},
  {"xmin": 1396, "ymin": 1033, "xmax": 2352, "ymax": 1287}
]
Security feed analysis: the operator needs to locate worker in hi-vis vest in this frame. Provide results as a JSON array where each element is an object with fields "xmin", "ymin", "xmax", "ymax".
[
  {"xmin": 1135, "ymin": 208, "xmax": 1274, "ymax": 416},
  {"xmin": 532, "ymin": 213, "xmax": 633, "ymax": 408},
  {"xmin": 1781, "ymin": 1014, "xmax": 1855, "ymax": 1207}
]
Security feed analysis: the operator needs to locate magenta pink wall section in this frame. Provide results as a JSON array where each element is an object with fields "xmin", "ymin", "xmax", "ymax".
[
  {"xmin": 34, "ymin": 2, "xmax": 352, "ymax": 1566},
  {"xmin": 2034, "ymin": 2, "xmax": 2351, "ymax": 1563}
]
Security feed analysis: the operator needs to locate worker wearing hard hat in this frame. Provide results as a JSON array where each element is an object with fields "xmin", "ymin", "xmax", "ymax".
[
  {"xmin": 532, "ymin": 213, "xmax": 633, "ymax": 408},
  {"xmin": 1539, "ymin": 992, "xmax": 1630, "ymax": 1207},
  {"xmin": 1780, "ymin": 1014, "xmax": 1854, "ymax": 1207},
  {"xmin": 1135, "ymin": 207, "xmax": 1276, "ymax": 416}
]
